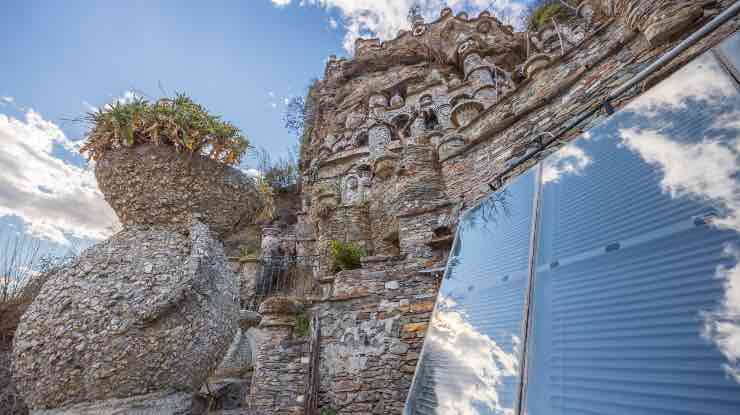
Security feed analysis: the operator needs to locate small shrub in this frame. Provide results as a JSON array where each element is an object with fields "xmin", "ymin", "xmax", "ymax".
[
  {"xmin": 294, "ymin": 311, "xmax": 310, "ymax": 338},
  {"xmin": 320, "ymin": 408, "xmax": 337, "ymax": 415},
  {"xmin": 80, "ymin": 93, "xmax": 249, "ymax": 165},
  {"xmin": 526, "ymin": 0, "xmax": 570, "ymax": 31},
  {"xmin": 328, "ymin": 240, "xmax": 365, "ymax": 274},
  {"xmin": 255, "ymin": 178, "xmax": 277, "ymax": 223}
]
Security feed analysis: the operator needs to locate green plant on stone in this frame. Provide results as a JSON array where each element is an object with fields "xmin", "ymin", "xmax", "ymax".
[
  {"xmin": 80, "ymin": 93, "xmax": 249, "ymax": 165},
  {"xmin": 328, "ymin": 240, "xmax": 366, "ymax": 274},
  {"xmin": 526, "ymin": 0, "xmax": 570, "ymax": 31},
  {"xmin": 294, "ymin": 310, "xmax": 310, "ymax": 338},
  {"xmin": 320, "ymin": 408, "xmax": 337, "ymax": 415}
]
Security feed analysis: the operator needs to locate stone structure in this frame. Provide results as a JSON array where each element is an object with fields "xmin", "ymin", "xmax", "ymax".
[
  {"xmin": 11, "ymin": 145, "xmax": 258, "ymax": 414},
  {"xmin": 96, "ymin": 144, "xmax": 261, "ymax": 239},
  {"xmin": 8, "ymin": 1, "xmax": 740, "ymax": 414},
  {"xmin": 248, "ymin": 297, "xmax": 311, "ymax": 415},
  {"xmin": 12, "ymin": 220, "xmax": 239, "ymax": 412},
  {"xmin": 255, "ymin": 1, "xmax": 739, "ymax": 414}
]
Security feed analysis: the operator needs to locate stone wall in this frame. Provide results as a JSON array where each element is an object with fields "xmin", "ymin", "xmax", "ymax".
[
  {"xmin": 313, "ymin": 260, "xmax": 440, "ymax": 414},
  {"xmin": 285, "ymin": 1, "xmax": 740, "ymax": 414},
  {"xmin": 248, "ymin": 298, "xmax": 311, "ymax": 415}
]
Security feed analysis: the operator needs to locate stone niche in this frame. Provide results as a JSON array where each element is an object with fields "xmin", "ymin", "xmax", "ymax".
[{"xmin": 369, "ymin": 123, "xmax": 393, "ymax": 158}]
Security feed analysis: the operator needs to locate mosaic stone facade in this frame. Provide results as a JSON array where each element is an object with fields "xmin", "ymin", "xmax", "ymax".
[
  {"xmin": 9, "ymin": 1, "xmax": 740, "ymax": 414},
  {"xmin": 259, "ymin": 1, "xmax": 740, "ymax": 414}
]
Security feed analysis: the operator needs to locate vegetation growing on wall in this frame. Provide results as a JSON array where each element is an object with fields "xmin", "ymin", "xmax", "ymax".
[
  {"xmin": 294, "ymin": 310, "xmax": 310, "ymax": 338},
  {"xmin": 328, "ymin": 240, "xmax": 365, "ymax": 274},
  {"xmin": 526, "ymin": 0, "xmax": 572, "ymax": 31},
  {"xmin": 80, "ymin": 93, "xmax": 249, "ymax": 166}
]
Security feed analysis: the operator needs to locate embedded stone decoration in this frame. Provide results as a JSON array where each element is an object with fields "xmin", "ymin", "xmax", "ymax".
[
  {"xmin": 437, "ymin": 135, "xmax": 467, "ymax": 160},
  {"xmin": 524, "ymin": 53, "xmax": 552, "ymax": 77},
  {"xmin": 95, "ymin": 144, "xmax": 261, "ymax": 239},
  {"xmin": 342, "ymin": 175, "xmax": 364, "ymax": 205},
  {"xmin": 369, "ymin": 92, "xmax": 389, "ymax": 108},
  {"xmin": 345, "ymin": 110, "xmax": 366, "ymax": 130},
  {"xmin": 451, "ymin": 101, "xmax": 484, "ymax": 128},
  {"xmin": 369, "ymin": 123, "xmax": 393, "ymax": 157},
  {"xmin": 390, "ymin": 91, "xmax": 405, "ymax": 108},
  {"xmin": 372, "ymin": 154, "xmax": 399, "ymax": 180},
  {"xmin": 12, "ymin": 220, "xmax": 239, "ymax": 411}
]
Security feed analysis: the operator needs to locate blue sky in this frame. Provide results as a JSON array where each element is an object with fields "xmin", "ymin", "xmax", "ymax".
[{"xmin": 0, "ymin": 0, "xmax": 529, "ymax": 258}]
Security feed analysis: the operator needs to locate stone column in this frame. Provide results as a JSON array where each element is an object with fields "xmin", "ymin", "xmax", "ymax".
[{"xmin": 248, "ymin": 297, "xmax": 308, "ymax": 415}]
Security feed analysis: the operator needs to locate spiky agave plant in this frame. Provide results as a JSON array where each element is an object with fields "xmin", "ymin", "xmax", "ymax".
[{"xmin": 80, "ymin": 93, "xmax": 249, "ymax": 166}]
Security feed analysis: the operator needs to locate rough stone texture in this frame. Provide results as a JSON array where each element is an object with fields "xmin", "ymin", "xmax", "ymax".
[
  {"xmin": 315, "ymin": 261, "xmax": 440, "ymax": 414},
  {"xmin": 249, "ymin": 297, "xmax": 310, "ymax": 415},
  {"xmin": 14, "ymin": 2, "xmax": 736, "ymax": 414},
  {"xmin": 273, "ymin": 2, "xmax": 738, "ymax": 413},
  {"xmin": 213, "ymin": 327, "xmax": 256, "ymax": 379},
  {"xmin": 12, "ymin": 220, "xmax": 239, "ymax": 410},
  {"xmin": 29, "ymin": 390, "xmax": 202, "ymax": 415},
  {"xmin": 95, "ymin": 144, "xmax": 261, "ymax": 239},
  {"xmin": 588, "ymin": 0, "xmax": 706, "ymax": 45},
  {"xmin": 238, "ymin": 259, "xmax": 261, "ymax": 309},
  {"xmin": 1, "ymin": 346, "xmax": 28, "ymax": 415}
]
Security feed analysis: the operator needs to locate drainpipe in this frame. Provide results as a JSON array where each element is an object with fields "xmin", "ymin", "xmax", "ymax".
[{"xmin": 487, "ymin": 0, "xmax": 740, "ymax": 192}]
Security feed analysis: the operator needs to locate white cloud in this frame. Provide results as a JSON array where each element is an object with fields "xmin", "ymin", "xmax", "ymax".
[
  {"xmin": 242, "ymin": 168, "xmax": 260, "ymax": 178},
  {"xmin": 625, "ymin": 55, "xmax": 736, "ymax": 116},
  {"xmin": 328, "ymin": 16, "xmax": 338, "ymax": 29},
  {"xmin": 420, "ymin": 295, "xmax": 520, "ymax": 415},
  {"xmin": 0, "ymin": 108, "xmax": 120, "ymax": 245},
  {"xmin": 1, "ymin": 96, "xmax": 14, "ymax": 104},
  {"xmin": 82, "ymin": 100, "xmax": 98, "ymax": 113},
  {"xmin": 270, "ymin": 102, "xmax": 278, "ymax": 108},
  {"xmin": 542, "ymin": 143, "xmax": 591, "ymax": 184},
  {"xmin": 620, "ymin": 128, "xmax": 739, "ymax": 231},
  {"xmin": 274, "ymin": 0, "xmax": 526, "ymax": 53},
  {"xmin": 268, "ymin": 91, "xmax": 276, "ymax": 98},
  {"xmin": 620, "ymin": 127, "xmax": 740, "ymax": 382}
]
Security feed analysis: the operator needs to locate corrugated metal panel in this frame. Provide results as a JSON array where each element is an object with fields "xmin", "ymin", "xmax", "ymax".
[
  {"xmin": 523, "ymin": 48, "xmax": 740, "ymax": 415},
  {"xmin": 405, "ymin": 169, "xmax": 537, "ymax": 415}
]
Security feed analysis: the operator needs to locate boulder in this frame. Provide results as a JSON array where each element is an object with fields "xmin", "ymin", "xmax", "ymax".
[
  {"xmin": 12, "ymin": 220, "xmax": 239, "ymax": 410},
  {"xmin": 95, "ymin": 144, "xmax": 261, "ymax": 239},
  {"xmin": 29, "ymin": 390, "xmax": 203, "ymax": 415}
]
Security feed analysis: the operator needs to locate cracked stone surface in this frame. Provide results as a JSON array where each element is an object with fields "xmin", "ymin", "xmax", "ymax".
[
  {"xmin": 95, "ymin": 144, "xmax": 261, "ymax": 239},
  {"xmin": 12, "ymin": 220, "xmax": 239, "ymax": 410}
]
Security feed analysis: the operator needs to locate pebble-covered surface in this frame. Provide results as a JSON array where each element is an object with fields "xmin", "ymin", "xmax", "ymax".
[
  {"xmin": 96, "ymin": 144, "xmax": 261, "ymax": 239},
  {"xmin": 12, "ymin": 220, "xmax": 239, "ymax": 410}
]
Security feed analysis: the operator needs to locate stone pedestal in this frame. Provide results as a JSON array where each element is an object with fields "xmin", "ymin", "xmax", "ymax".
[{"xmin": 248, "ymin": 298, "xmax": 309, "ymax": 415}]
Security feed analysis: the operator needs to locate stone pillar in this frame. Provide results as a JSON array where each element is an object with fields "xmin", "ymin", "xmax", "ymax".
[
  {"xmin": 395, "ymin": 144, "xmax": 446, "ymax": 215},
  {"xmin": 368, "ymin": 123, "xmax": 392, "ymax": 158},
  {"xmin": 249, "ymin": 297, "xmax": 309, "ymax": 415}
]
